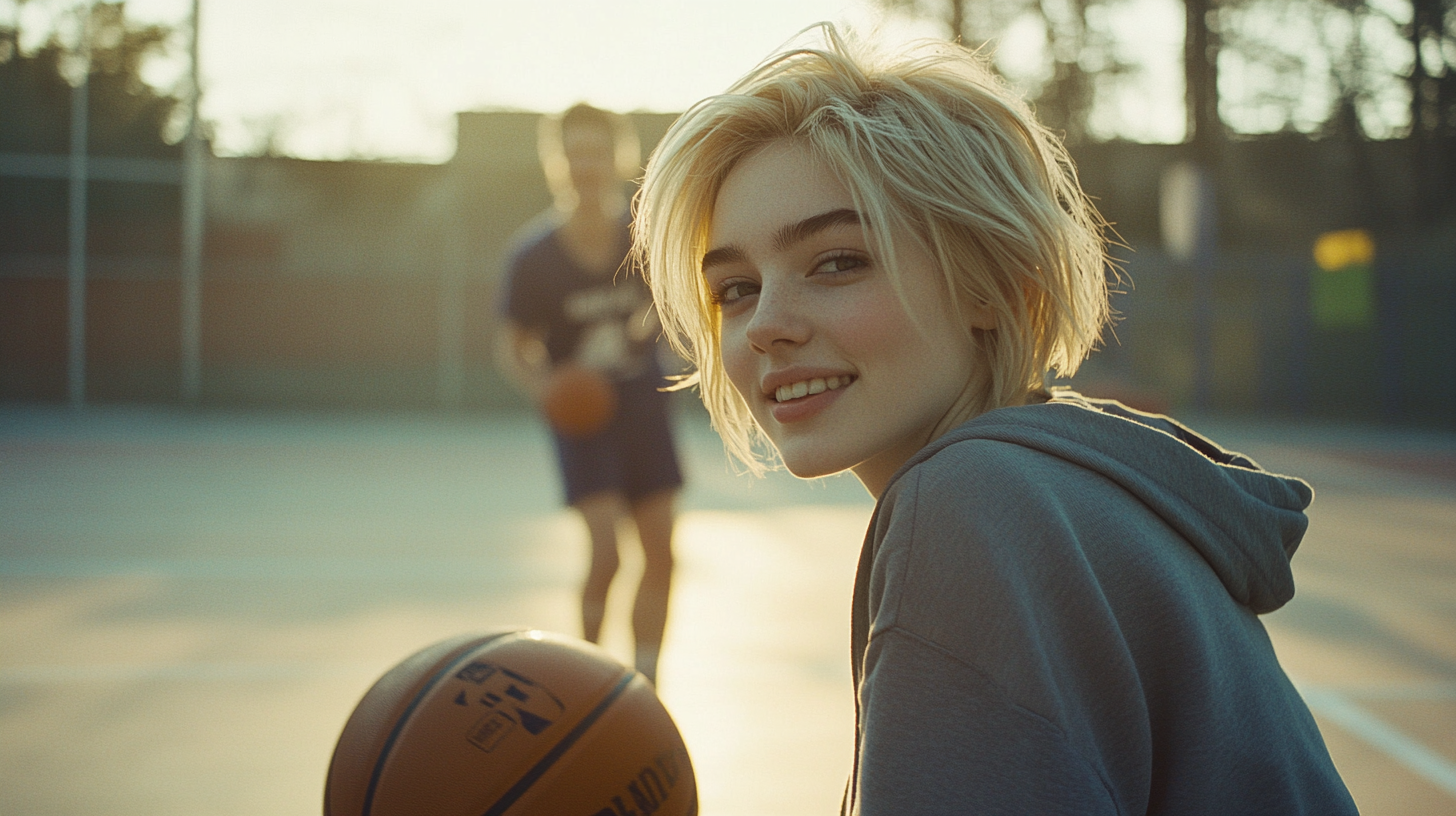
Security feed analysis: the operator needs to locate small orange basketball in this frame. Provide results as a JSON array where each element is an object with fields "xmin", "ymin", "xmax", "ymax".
[
  {"xmin": 325, "ymin": 630, "xmax": 697, "ymax": 816},
  {"xmin": 543, "ymin": 366, "xmax": 617, "ymax": 438}
]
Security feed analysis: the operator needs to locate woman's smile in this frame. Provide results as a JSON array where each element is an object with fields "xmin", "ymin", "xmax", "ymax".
[{"xmin": 771, "ymin": 374, "xmax": 855, "ymax": 405}]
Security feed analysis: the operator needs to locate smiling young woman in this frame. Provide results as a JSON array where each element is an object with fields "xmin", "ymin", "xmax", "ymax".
[{"xmin": 633, "ymin": 24, "xmax": 1356, "ymax": 816}]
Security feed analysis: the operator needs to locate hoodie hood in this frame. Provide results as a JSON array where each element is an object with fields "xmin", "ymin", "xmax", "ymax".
[{"xmin": 891, "ymin": 391, "xmax": 1312, "ymax": 614}]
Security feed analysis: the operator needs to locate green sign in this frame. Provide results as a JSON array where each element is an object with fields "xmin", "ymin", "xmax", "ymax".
[{"xmin": 1311, "ymin": 230, "xmax": 1375, "ymax": 330}]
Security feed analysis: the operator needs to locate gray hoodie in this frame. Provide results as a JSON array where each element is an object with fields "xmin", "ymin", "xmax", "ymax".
[{"xmin": 846, "ymin": 393, "xmax": 1357, "ymax": 815}]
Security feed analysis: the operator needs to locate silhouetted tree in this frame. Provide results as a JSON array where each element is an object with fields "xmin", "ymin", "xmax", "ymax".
[
  {"xmin": 0, "ymin": 2, "xmax": 180, "ymax": 157},
  {"xmin": 1185, "ymin": 0, "xmax": 1220, "ymax": 157},
  {"xmin": 877, "ymin": 0, "xmax": 1453, "ymax": 149},
  {"xmin": 876, "ymin": 0, "xmax": 1134, "ymax": 144},
  {"xmin": 1, "ymin": 3, "xmax": 183, "ymax": 257},
  {"xmin": 1407, "ymin": 0, "xmax": 1456, "ymax": 220},
  {"xmin": 1409, "ymin": 0, "xmax": 1456, "ymax": 137}
]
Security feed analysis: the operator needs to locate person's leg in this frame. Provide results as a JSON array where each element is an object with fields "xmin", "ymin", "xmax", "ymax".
[
  {"xmin": 574, "ymin": 491, "xmax": 625, "ymax": 644},
  {"xmin": 628, "ymin": 488, "xmax": 677, "ymax": 683}
]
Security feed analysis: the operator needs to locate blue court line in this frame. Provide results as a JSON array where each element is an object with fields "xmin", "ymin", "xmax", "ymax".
[{"xmin": 1300, "ymin": 683, "xmax": 1456, "ymax": 798}]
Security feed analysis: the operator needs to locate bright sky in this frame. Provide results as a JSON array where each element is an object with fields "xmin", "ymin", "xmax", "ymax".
[{"xmin": 8, "ymin": 0, "xmax": 1187, "ymax": 162}]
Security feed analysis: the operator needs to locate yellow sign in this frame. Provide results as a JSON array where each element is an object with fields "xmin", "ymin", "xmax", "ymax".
[
  {"xmin": 1313, "ymin": 229, "xmax": 1375, "ymax": 272},
  {"xmin": 1310, "ymin": 229, "xmax": 1375, "ymax": 329}
]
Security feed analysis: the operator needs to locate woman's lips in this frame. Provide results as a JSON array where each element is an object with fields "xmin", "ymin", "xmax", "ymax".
[{"xmin": 768, "ymin": 376, "xmax": 852, "ymax": 423}]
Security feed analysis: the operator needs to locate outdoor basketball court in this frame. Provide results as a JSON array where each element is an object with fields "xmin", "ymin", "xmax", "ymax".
[{"xmin": 1, "ymin": 403, "xmax": 1453, "ymax": 815}]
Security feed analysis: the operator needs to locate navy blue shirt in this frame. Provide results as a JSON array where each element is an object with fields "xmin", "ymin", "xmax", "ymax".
[{"xmin": 499, "ymin": 217, "xmax": 660, "ymax": 382}]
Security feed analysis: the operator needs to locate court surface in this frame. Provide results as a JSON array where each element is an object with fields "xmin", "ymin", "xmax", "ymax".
[{"xmin": 1, "ymin": 403, "xmax": 1453, "ymax": 815}]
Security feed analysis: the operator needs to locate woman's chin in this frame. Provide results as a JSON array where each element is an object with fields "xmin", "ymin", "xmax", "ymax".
[{"xmin": 778, "ymin": 452, "xmax": 854, "ymax": 482}]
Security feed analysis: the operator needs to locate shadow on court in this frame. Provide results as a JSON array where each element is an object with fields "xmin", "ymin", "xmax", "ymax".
[{"xmin": 1, "ymin": 404, "xmax": 1453, "ymax": 815}]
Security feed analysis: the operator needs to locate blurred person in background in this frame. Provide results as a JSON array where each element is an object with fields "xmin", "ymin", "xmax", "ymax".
[
  {"xmin": 497, "ymin": 103, "xmax": 683, "ymax": 685},
  {"xmin": 634, "ymin": 25, "xmax": 1356, "ymax": 814}
]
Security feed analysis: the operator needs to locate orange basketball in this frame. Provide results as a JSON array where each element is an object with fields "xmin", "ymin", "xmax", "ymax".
[
  {"xmin": 543, "ymin": 366, "xmax": 617, "ymax": 438},
  {"xmin": 325, "ymin": 630, "xmax": 697, "ymax": 816}
]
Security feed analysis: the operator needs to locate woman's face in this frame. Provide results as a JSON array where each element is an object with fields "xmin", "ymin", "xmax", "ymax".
[{"xmin": 704, "ymin": 140, "xmax": 991, "ymax": 495}]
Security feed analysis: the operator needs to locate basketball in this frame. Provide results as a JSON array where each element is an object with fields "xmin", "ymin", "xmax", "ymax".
[
  {"xmin": 325, "ymin": 630, "xmax": 697, "ymax": 816},
  {"xmin": 542, "ymin": 366, "xmax": 618, "ymax": 438}
]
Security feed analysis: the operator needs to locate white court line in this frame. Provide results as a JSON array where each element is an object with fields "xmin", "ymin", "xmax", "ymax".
[{"xmin": 1300, "ymin": 683, "xmax": 1456, "ymax": 798}]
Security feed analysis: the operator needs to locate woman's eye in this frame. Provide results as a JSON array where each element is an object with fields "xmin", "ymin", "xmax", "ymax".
[
  {"xmin": 813, "ymin": 253, "xmax": 866, "ymax": 276},
  {"xmin": 710, "ymin": 279, "xmax": 759, "ymax": 306}
]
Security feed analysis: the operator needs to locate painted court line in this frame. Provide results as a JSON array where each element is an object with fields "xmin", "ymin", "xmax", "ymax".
[{"xmin": 1300, "ymin": 683, "xmax": 1456, "ymax": 798}]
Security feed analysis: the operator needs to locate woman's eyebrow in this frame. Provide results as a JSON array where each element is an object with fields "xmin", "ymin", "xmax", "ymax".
[
  {"xmin": 701, "ymin": 208, "xmax": 863, "ymax": 273},
  {"xmin": 701, "ymin": 245, "xmax": 746, "ymax": 272},
  {"xmin": 772, "ymin": 208, "xmax": 861, "ymax": 252}
]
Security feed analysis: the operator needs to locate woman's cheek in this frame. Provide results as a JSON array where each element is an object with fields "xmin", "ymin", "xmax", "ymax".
[{"xmin": 719, "ymin": 323, "xmax": 759, "ymax": 407}]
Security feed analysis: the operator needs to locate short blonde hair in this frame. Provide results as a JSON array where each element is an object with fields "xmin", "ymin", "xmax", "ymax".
[{"xmin": 634, "ymin": 24, "xmax": 1111, "ymax": 473}]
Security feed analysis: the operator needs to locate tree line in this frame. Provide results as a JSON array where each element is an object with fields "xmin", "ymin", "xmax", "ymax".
[
  {"xmin": 2, "ymin": 2, "xmax": 181, "ymax": 157},
  {"xmin": 877, "ymin": 0, "xmax": 1454, "ymax": 145},
  {"xmin": 3, "ymin": 0, "xmax": 1453, "ymax": 216}
]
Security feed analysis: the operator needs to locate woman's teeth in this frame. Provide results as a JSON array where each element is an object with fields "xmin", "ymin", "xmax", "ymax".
[{"xmin": 775, "ymin": 376, "xmax": 852, "ymax": 403}]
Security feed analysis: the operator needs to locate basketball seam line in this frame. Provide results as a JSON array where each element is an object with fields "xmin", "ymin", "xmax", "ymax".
[
  {"xmin": 479, "ymin": 671, "xmax": 636, "ymax": 816},
  {"xmin": 361, "ymin": 632, "xmax": 514, "ymax": 816}
]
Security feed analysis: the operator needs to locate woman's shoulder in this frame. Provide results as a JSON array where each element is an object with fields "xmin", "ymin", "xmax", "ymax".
[
  {"xmin": 870, "ymin": 435, "xmax": 1088, "ymax": 588},
  {"xmin": 860, "ymin": 433, "xmax": 1121, "ymax": 682},
  {"xmin": 870, "ymin": 407, "xmax": 1144, "ymax": 569},
  {"xmin": 885, "ymin": 432, "xmax": 1075, "ymax": 518}
]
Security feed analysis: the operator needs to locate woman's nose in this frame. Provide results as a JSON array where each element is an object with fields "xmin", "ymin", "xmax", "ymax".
[{"xmin": 744, "ymin": 280, "xmax": 810, "ymax": 354}]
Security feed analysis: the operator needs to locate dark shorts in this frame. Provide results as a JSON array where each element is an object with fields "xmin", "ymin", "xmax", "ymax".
[{"xmin": 551, "ymin": 372, "xmax": 684, "ymax": 507}]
